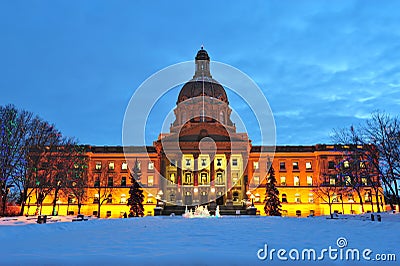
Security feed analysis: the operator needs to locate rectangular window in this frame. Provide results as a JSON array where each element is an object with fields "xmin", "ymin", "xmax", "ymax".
[
  {"xmin": 107, "ymin": 177, "xmax": 113, "ymax": 187},
  {"xmin": 106, "ymin": 211, "xmax": 111, "ymax": 218},
  {"xmin": 280, "ymin": 162, "xmax": 286, "ymax": 171},
  {"xmin": 121, "ymin": 176, "xmax": 126, "ymax": 187},
  {"xmin": 345, "ymin": 176, "xmax": 351, "ymax": 185},
  {"xmin": 253, "ymin": 176, "xmax": 260, "ymax": 185},
  {"xmin": 232, "ymin": 172, "xmax": 239, "ymax": 183},
  {"xmin": 94, "ymin": 177, "xmax": 100, "ymax": 187},
  {"xmin": 361, "ymin": 177, "xmax": 368, "ymax": 186},
  {"xmin": 307, "ymin": 176, "xmax": 313, "ymax": 186},
  {"xmin": 108, "ymin": 162, "xmax": 115, "ymax": 170},
  {"xmin": 360, "ymin": 161, "xmax": 366, "ymax": 169},
  {"xmin": 294, "ymin": 176, "xmax": 300, "ymax": 186},
  {"xmin": 148, "ymin": 162, "xmax": 154, "ymax": 170},
  {"xmin": 93, "ymin": 194, "xmax": 99, "ymax": 204},
  {"xmin": 200, "ymin": 173, "xmax": 208, "ymax": 184},
  {"xmin": 170, "ymin": 160, "xmax": 176, "ymax": 167},
  {"xmin": 292, "ymin": 162, "xmax": 299, "ymax": 170},
  {"xmin": 305, "ymin": 162, "xmax": 312, "ymax": 170},
  {"xmin": 216, "ymin": 159, "xmax": 222, "ymax": 167},
  {"xmin": 148, "ymin": 176, "xmax": 154, "ymax": 186},
  {"xmin": 95, "ymin": 162, "xmax": 102, "ymax": 170},
  {"xmin": 232, "ymin": 159, "xmax": 238, "ymax": 166},
  {"xmin": 184, "ymin": 173, "xmax": 192, "ymax": 184},
  {"xmin": 216, "ymin": 173, "xmax": 223, "ymax": 184},
  {"xmin": 308, "ymin": 194, "xmax": 314, "ymax": 203},
  {"xmin": 330, "ymin": 176, "xmax": 336, "ymax": 185},
  {"xmin": 343, "ymin": 160, "xmax": 350, "ymax": 168},
  {"xmin": 121, "ymin": 162, "xmax": 128, "ymax": 170},
  {"xmin": 328, "ymin": 161, "xmax": 335, "ymax": 169},
  {"xmin": 201, "ymin": 159, "xmax": 207, "ymax": 167},
  {"xmin": 253, "ymin": 161, "xmax": 259, "ymax": 170},
  {"xmin": 280, "ymin": 176, "xmax": 286, "ymax": 186},
  {"xmin": 186, "ymin": 159, "xmax": 191, "ymax": 167}
]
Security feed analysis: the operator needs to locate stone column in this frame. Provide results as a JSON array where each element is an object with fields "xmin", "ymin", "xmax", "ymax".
[
  {"xmin": 225, "ymin": 152, "xmax": 232, "ymax": 200},
  {"xmin": 176, "ymin": 158, "xmax": 182, "ymax": 203},
  {"xmin": 210, "ymin": 155, "xmax": 215, "ymax": 186},
  {"xmin": 193, "ymin": 153, "xmax": 199, "ymax": 186}
]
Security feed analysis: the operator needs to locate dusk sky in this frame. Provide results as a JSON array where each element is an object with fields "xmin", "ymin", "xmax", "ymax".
[{"xmin": 1, "ymin": 1, "xmax": 400, "ymax": 146}]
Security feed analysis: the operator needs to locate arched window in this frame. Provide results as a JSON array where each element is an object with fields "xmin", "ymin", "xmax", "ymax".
[
  {"xmin": 281, "ymin": 193, "xmax": 287, "ymax": 203},
  {"xmin": 219, "ymin": 111, "xmax": 225, "ymax": 123}
]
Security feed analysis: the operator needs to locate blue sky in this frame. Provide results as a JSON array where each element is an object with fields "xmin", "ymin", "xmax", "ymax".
[{"xmin": 1, "ymin": 1, "xmax": 400, "ymax": 146}]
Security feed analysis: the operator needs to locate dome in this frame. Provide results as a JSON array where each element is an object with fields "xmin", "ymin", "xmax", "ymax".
[
  {"xmin": 195, "ymin": 48, "xmax": 210, "ymax": 60},
  {"xmin": 177, "ymin": 78, "xmax": 228, "ymax": 104},
  {"xmin": 177, "ymin": 48, "xmax": 228, "ymax": 104}
]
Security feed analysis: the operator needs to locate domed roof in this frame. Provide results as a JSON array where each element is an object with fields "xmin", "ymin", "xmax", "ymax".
[
  {"xmin": 177, "ymin": 77, "xmax": 228, "ymax": 104},
  {"xmin": 177, "ymin": 48, "xmax": 228, "ymax": 104},
  {"xmin": 195, "ymin": 48, "xmax": 210, "ymax": 60}
]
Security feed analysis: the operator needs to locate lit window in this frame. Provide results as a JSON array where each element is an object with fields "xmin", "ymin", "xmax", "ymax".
[
  {"xmin": 232, "ymin": 159, "xmax": 238, "ymax": 166},
  {"xmin": 93, "ymin": 193, "xmax": 99, "ymax": 203},
  {"xmin": 148, "ymin": 162, "xmax": 154, "ymax": 170},
  {"xmin": 200, "ymin": 173, "xmax": 208, "ymax": 184},
  {"xmin": 95, "ymin": 162, "xmax": 102, "ymax": 170},
  {"xmin": 147, "ymin": 176, "xmax": 154, "ymax": 186},
  {"xmin": 295, "ymin": 193, "xmax": 301, "ymax": 203},
  {"xmin": 307, "ymin": 176, "xmax": 313, "ymax": 186},
  {"xmin": 361, "ymin": 177, "xmax": 368, "ymax": 186},
  {"xmin": 108, "ymin": 162, "xmax": 115, "ymax": 170},
  {"xmin": 306, "ymin": 162, "xmax": 312, "ymax": 170},
  {"xmin": 253, "ymin": 176, "xmax": 260, "ymax": 185},
  {"xmin": 332, "ymin": 193, "xmax": 338, "ymax": 203},
  {"xmin": 308, "ymin": 193, "xmax": 314, "ymax": 203},
  {"xmin": 121, "ymin": 162, "xmax": 128, "ymax": 170},
  {"xmin": 280, "ymin": 176, "xmax": 286, "ymax": 186},
  {"xmin": 294, "ymin": 176, "xmax": 300, "ymax": 186},
  {"xmin": 345, "ymin": 176, "xmax": 351, "ymax": 185},
  {"xmin": 280, "ymin": 162, "xmax": 286, "ymax": 171},
  {"xmin": 169, "ymin": 173, "xmax": 175, "ymax": 183},
  {"xmin": 330, "ymin": 176, "xmax": 336, "ymax": 185},
  {"xmin": 293, "ymin": 162, "xmax": 299, "ymax": 170},
  {"xmin": 120, "ymin": 194, "xmax": 126, "ymax": 204},
  {"xmin": 344, "ymin": 161, "xmax": 350, "ymax": 168},
  {"xmin": 186, "ymin": 159, "xmax": 191, "ymax": 167},
  {"xmin": 232, "ymin": 172, "xmax": 239, "ymax": 183},
  {"xmin": 184, "ymin": 173, "xmax": 192, "ymax": 185},
  {"xmin": 348, "ymin": 193, "xmax": 354, "ymax": 201},
  {"xmin": 253, "ymin": 161, "xmax": 259, "ymax": 170},
  {"xmin": 216, "ymin": 172, "xmax": 224, "ymax": 184}
]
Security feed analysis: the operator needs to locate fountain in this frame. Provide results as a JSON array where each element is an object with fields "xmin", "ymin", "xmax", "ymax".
[{"xmin": 182, "ymin": 205, "xmax": 222, "ymax": 218}]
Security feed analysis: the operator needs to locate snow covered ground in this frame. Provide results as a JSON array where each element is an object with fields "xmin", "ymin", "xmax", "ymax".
[{"xmin": 0, "ymin": 213, "xmax": 399, "ymax": 265}]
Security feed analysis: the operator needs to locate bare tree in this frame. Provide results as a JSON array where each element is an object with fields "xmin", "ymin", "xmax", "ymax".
[
  {"xmin": 313, "ymin": 173, "xmax": 348, "ymax": 219},
  {"xmin": 90, "ymin": 166, "xmax": 114, "ymax": 218}
]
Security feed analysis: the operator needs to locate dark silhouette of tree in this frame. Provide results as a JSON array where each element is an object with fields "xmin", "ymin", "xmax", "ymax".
[
  {"xmin": 127, "ymin": 159, "xmax": 144, "ymax": 217},
  {"xmin": 264, "ymin": 160, "xmax": 281, "ymax": 216}
]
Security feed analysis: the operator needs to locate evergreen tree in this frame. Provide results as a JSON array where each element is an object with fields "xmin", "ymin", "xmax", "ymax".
[
  {"xmin": 264, "ymin": 161, "xmax": 282, "ymax": 216},
  {"xmin": 127, "ymin": 159, "xmax": 144, "ymax": 217}
]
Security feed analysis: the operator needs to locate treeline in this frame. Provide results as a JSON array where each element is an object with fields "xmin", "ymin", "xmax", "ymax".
[{"xmin": 0, "ymin": 104, "xmax": 87, "ymax": 216}]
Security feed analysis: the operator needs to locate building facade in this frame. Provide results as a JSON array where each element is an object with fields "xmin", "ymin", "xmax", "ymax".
[{"xmin": 28, "ymin": 48, "xmax": 384, "ymax": 217}]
